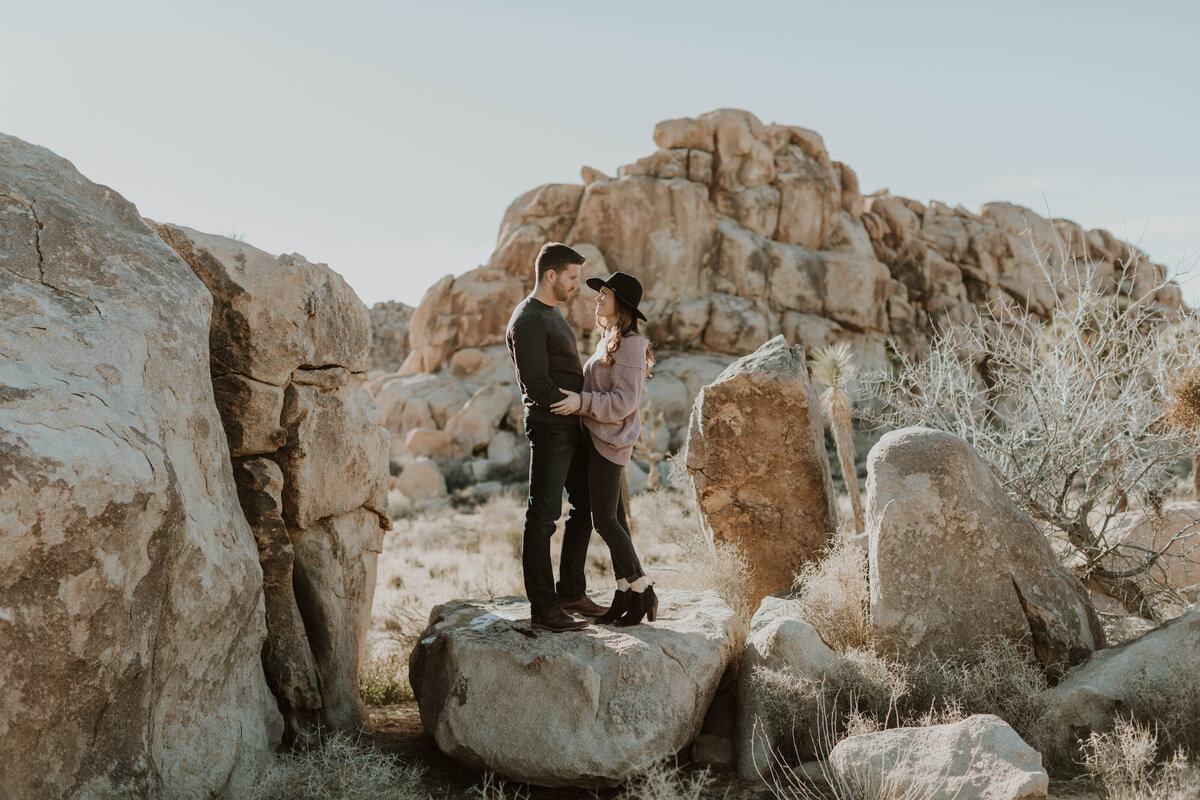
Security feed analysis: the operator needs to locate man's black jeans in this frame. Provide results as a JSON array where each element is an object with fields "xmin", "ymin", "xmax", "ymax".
[{"xmin": 522, "ymin": 417, "xmax": 592, "ymax": 617}]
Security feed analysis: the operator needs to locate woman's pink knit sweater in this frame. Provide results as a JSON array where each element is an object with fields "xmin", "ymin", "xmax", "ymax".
[{"xmin": 579, "ymin": 334, "xmax": 648, "ymax": 466}]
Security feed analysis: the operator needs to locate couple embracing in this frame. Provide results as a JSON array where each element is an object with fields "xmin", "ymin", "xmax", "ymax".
[{"xmin": 505, "ymin": 242, "xmax": 657, "ymax": 632}]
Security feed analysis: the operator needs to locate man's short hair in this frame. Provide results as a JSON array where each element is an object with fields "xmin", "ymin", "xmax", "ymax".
[{"xmin": 535, "ymin": 242, "xmax": 585, "ymax": 279}]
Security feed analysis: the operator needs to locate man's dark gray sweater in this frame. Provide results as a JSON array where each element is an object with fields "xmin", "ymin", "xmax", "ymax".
[{"xmin": 506, "ymin": 296, "xmax": 583, "ymax": 426}]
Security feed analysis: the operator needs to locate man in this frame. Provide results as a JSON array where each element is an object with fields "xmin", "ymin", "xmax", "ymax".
[{"xmin": 506, "ymin": 242, "xmax": 608, "ymax": 631}]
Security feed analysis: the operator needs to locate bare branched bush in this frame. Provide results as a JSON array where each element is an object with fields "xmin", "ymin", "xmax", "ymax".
[
  {"xmin": 869, "ymin": 253, "xmax": 1200, "ymax": 619},
  {"xmin": 615, "ymin": 758, "xmax": 714, "ymax": 800},
  {"xmin": 1082, "ymin": 719, "xmax": 1200, "ymax": 800},
  {"xmin": 792, "ymin": 536, "xmax": 870, "ymax": 652},
  {"xmin": 250, "ymin": 730, "xmax": 425, "ymax": 800}
]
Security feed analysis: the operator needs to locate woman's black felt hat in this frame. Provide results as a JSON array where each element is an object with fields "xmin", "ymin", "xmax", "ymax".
[{"xmin": 585, "ymin": 271, "xmax": 647, "ymax": 322}]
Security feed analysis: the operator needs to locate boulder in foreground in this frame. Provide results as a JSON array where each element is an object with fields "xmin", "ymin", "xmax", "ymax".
[
  {"xmin": 827, "ymin": 714, "xmax": 1048, "ymax": 800},
  {"xmin": 409, "ymin": 590, "xmax": 745, "ymax": 787},
  {"xmin": 0, "ymin": 133, "xmax": 280, "ymax": 797},
  {"xmin": 867, "ymin": 427, "xmax": 1104, "ymax": 673},
  {"xmin": 1028, "ymin": 605, "xmax": 1200, "ymax": 774}
]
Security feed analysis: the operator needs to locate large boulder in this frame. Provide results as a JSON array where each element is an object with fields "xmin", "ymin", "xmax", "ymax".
[
  {"xmin": 827, "ymin": 715, "xmax": 1049, "ymax": 800},
  {"xmin": 155, "ymin": 223, "xmax": 391, "ymax": 736},
  {"xmin": 866, "ymin": 428, "xmax": 1104, "ymax": 673},
  {"xmin": 1028, "ymin": 605, "xmax": 1200, "ymax": 774},
  {"xmin": 1100, "ymin": 500, "xmax": 1200, "ymax": 608},
  {"xmin": 151, "ymin": 223, "xmax": 370, "ymax": 385},
  {"xmin": 686, "ymin": 336, "xmax": 838, "ymax": 607},
  {"xmin": 409, "ymin": 591, "xmax": 746, "ymax": 787},
  {"xmin": 0, "ymin": 133, "xmax": 280, "ymax": 797}
]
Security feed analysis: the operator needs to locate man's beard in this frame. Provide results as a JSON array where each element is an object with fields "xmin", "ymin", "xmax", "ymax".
[{"xmin": 553, "ymin": 282, "xmax": 574, "ymax": 303}]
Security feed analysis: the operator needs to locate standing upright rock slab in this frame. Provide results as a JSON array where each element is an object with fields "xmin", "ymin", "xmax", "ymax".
[
  {"xmin": 686, "ymin": 335, "xmax": 837, "ymax": 606},
  {"xmin": 1028, "ymin": 605, "xmax": 1200, "ymax": 774},
  {"xmin": 0, "ymin": 134, "xmax": 281, "ymax": 797},
  {"xmin": 409, "ymin": 590, "xmax": 746, "ymax": 787},
  {"xmin": 153, "ymin": 222, "xmax": 391, "ymax": 737},
  {"xmin": 867, "ymin": 427, "xmax": 1104, "ymax": 673},
  {"xmin": 827, "ymin": 715, "xmax": 1049, "ymax": 800}
]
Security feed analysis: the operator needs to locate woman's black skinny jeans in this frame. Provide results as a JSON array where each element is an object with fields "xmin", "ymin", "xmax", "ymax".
[{"xmin": 586, "ymin": 436, "xmax": 644, "ymax": 582}]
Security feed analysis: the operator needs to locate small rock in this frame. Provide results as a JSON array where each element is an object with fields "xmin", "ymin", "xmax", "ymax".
[{"xmin": 828, "ymin": 714, "xmax": 1049, "ymax": 800}]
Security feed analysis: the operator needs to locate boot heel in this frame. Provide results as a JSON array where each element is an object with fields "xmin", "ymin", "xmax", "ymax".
[{"xmin": 646, "ymin": 586, "xmax": 658, "ymax": 622}]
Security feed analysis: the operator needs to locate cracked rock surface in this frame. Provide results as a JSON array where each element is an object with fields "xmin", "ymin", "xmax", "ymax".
[
  {"xmin": 409, "ymin": 590, "xmax": 745, "ymax": 787},
  {"xmin": 0, "ymin": 132, "xmax": 281, "ymax": 797},
  {"xmin": 866, "ymin": 427, "xmax": 1104, "ymax": 673},
  {"xmin": 686, "ymin": 335, "xmax": 838, "ymax": 607},
  {"xmin": 152, "ymin": 222, "xmax": 391, "ymax": 739}
]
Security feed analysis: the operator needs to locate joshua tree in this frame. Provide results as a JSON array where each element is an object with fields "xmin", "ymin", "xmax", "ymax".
[
  {"xmin": 634, "ymin": 401, "xmax": 670, "ymax": 492},
  {"xmin": 812, "ymin": 342, "xmax": 864, "ymax": 534}
]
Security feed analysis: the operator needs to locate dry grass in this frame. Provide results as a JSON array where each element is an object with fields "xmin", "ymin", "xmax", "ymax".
[
  {"xmin": 615, "ymin": 758, "xmax": 714, "ymax": 800},
  {"xmin": 250, "ymin": 730, "xmax": 425, "ymax": 800},
  {"xmin": 359, "ymin": 651, "xmax": 414, "ymax": 706},
  {"xmin": 470, "ymin": 770, "xmax": 531, "ymax": 800},
  {"xmin": 792, "ymin": 535, "xmax": 870, "ymax": 653},
  {"xmin": 1082, "ymin": 719, "xmax": 1200, "ymax": 800},
  {"xmin": 1123, "ymin": 668, "xmax": 1200, "ymax": 758}
]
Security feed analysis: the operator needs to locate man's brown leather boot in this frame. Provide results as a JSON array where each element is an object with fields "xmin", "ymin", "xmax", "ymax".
[
  {"xmin": 559, "ymin": 594, "xmax": 609, "ymax": 617},
  {"xmin": 531, "ymin": 608, "xmax": 589, "ymax": 632}
]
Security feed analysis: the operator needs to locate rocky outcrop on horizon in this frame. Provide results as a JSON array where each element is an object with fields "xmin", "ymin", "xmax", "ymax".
[
  {"xmin": 370, "ymin": 108, "xmax": 1182, "ymax": 503},
  {"xmin": 368, "ymin": 299, "xmax": 414, "ymax": 373},
  {"xmin": 152, "ymin": 223, "xmax": 391, "ymax": 739},
  {"xmin": 0, "ymin": 134, "xmax": 281, "ymax": 797}
]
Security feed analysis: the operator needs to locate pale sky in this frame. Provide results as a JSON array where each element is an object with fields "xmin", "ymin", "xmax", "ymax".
[{"xmin": 3, "ymin": 1, "xmax": 1197, "ymax": 308}]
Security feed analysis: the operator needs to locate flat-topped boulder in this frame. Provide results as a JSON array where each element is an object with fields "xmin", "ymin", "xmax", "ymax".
[{"xmin": 408, "ymin": 590, "xmax": 746, "ymax": 787}]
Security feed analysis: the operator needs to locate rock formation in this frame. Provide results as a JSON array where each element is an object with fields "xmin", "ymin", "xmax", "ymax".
[
  {"xmin": 687, "ymin": 336, "xmax": 838, "ymax": 606},
  {"xmin": 152, "ymin": 223, "xmax": 391, "ymax": 738},
  {"xmin": 1028, "ymin": 605, "xmax": 1200, "ymax": 773},
  {"xmin": 368, "ymin": 299, "xmax": 414, "ymax": 373},
  {"xmin": 827, "ymin": 715, "xmax": 1049, "ymax": 800},
  {"xmin": 866, "ymin": 427, "xmax": 1104, "ymax": 674},
  {"xmin": 0, "ymin": 134, "xmax": 281, "ymax": 797},
  {"xmin": 368, "ymin": 108, "xmax": 1178, "ymax": 510},
  {"xmin": 409, "ymin": 591, "xmax": 745, "ymax": 787}
]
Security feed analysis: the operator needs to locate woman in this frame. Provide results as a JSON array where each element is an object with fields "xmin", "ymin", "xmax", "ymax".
[{"xmin": 551, "ymin": 271, "xmax": 656, "ymax": 626}]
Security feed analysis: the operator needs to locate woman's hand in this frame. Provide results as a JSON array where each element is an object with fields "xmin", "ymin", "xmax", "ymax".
[{"xmin": 551, "ymin": 389, "xmax": 582, "ymax": 415}]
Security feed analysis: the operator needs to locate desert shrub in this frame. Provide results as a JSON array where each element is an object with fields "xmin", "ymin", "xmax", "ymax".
[
  {"xmin": 471, "ymin": 770, "xmax": 530, "ymax": 800},
  {"xmin": 752, "ymin": 647, "xmax": 908, "ymax": 760},
  {"xmin": 358, "ymin": 651, "xmax": 414, "ymax": 706},
  {"xmin": 792, "ymin": 536, "xmax": 870, "ymax": 652},
  {"xmin": 616, "ymin": 758, "xmax": 714, "ymax": 800},
  {"xmin": 903, "ymin": 637, "xmax": 1047, "ymax": 741},
  {"xmin": 1082, "ymin": 719, "xmax": 1200, "ymax": 800},
  {"xmin": 250, "ymin": 730, "xmax": 425, "ymax": 800},
  {"xmin": 752, "ymin": 637, "xmax": 1048, "ymax": 764},
  {"xmin": 1124, "ymin": 668, "xmax": 1200, "ymax": 757},
  {"xmin": 678, "ymin": 532, "xmax": 753, "ymax": 624},
  {"xmin": 869, "ymin": 254, "xmax": 1200, "ymax": 619}
]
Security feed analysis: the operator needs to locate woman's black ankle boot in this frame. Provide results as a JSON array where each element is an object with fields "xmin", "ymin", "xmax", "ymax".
[
  {"xmin": 615, "ymin": 585, "xmax": 656, "ymax": 627},
  {"xmin": 596, "ymin": 589, "xmax": 630, "ymax": 625}
]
